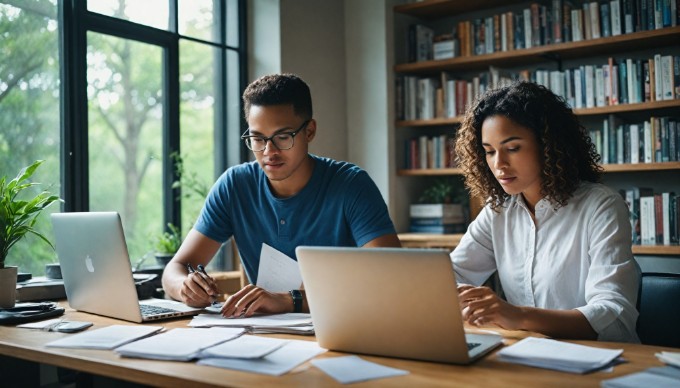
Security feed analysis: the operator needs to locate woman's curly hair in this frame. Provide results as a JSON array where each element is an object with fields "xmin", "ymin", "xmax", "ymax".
[{"xmin": 454, "ymin": 81, "xmax": 602, "ymax": 211}]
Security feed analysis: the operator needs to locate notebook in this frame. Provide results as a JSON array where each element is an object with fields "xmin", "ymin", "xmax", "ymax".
[
  {"xmin": 295, "ymin": 246, "xmax": 503, "ymax": 364},
  {"xmin": 51, "ymin": 212, "xmax": 203, "ymax": 323}
]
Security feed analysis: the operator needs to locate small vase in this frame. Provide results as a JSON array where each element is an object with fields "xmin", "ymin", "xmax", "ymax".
[{"xmin": 0, "ymin": 266, "xmax": 18, "ymax": 309}]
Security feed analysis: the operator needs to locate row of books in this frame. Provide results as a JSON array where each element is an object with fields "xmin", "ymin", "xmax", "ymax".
[
  {"xmin": 409, "ymin": 204, "xmax": 467, "ymax": 234},
  {"xmin": 623, "ymin": 188, "xmax": 679, "ymax": 245},
  {"xmin": 395, "ymin": 54, "xmax": 680, "ymax": 122},
  {"xmin": 395, "ymin": 67, "xmax": 511, "ymax": 121},
  {"xmin": 589, "ymin": 115, "xmax": 680, "ymax": 164},
  {"xmin": 404, "ymin": 135, "xmax": 457, "ymax": 170},
  {"xmin": 535, "ymin": 55, "xmax": 680, "ymax": 109},
  {"xmin": 407, "ymin": 0, "xmax": 679, "ymax": 62}
]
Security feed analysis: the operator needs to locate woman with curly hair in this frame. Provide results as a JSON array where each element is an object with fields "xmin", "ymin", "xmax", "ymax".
[{"xmin": 451, "ymin": 81, "xmax": 640, "ymax": 342}]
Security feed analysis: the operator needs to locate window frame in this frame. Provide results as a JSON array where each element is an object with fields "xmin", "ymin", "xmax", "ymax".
[{"xmin": 59, "ymin": 0, "xmax": 248, "ymax": 232}]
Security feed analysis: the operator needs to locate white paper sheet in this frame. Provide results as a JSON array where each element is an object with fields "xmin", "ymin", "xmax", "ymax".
[
  {"xmin": 256, "ymin": 243, "xmax": 302, "ymax": 292},
  {"xmin": 45, "ymin": 325, "xmax": 163, "ymax": 350},
  {"xmin": 189, "ymin": 313, "xmax": 312, "ymax": 328},
  {"xmin": 496, "ymin": 337, "xmax": 623, "ymax": 374},
  {"xmin": 311, "ymin": 355, "xmax": 409, "ymax": 384},
  {"xmin": 601, "ymin": 366, "xmax": 680, "ymax": 388},
  {"xmin": 198, "ymin": 335, "xmax": 288, "ymax": 359},
  {"xmin": 17, "ymin": 318, "xmax": 62, "ymax": 329},
  {"xmin": 115, "ymin": 327, "xmax": 244, "ymax": 361},
  {"xmin": 197, "ymin": 340, "xmax": 325, "ymax": 376}
]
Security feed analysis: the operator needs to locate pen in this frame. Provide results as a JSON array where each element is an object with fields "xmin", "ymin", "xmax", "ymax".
[{"xmin": 195, "ymin": 264, "xmax": 220, "ymax": 306}]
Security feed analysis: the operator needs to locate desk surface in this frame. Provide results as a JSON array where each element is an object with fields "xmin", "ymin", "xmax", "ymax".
[{"xmin": 0, "ymin": 304, "xmax": 674, "ymax": 387}]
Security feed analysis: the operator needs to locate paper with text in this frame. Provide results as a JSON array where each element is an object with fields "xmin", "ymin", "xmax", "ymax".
[{"xmin": 256, "ymin": 243, "xmax": 302, "ymax": 292}]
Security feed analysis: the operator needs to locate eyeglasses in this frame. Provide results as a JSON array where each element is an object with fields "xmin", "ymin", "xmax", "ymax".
[{"xmin": 241, "ymin": 120, "xmax": 310, "ymax": 152}]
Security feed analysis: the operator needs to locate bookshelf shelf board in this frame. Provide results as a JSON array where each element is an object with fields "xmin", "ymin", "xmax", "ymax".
[
  {"xmin": 396, "ymin": 117, "xmax": 463, "ymax": 127},
  {"xmin": 398, "ymin": 168, "xmax": 463, "ymax": 176},
  {"xmin": 602, "ymin": 162, "xmax": 680, "ymax": 172},
  {"xmin": 574, "ymin": 100, "xmax": 680, "ymax": 116},
  {"xmin": 394, "ymin": 0, "xmax": 526, "ymax": 19},
  {"xmin": 398, "ymin": 232, "xmax": 463, "ymax": 249},
  {"xmin": 394, "ymin": 26, "xmax": 680, "ymax": 74},
  {"xmin": 633, "ymin": 245, "xmax": 680, "ymax": 255}
]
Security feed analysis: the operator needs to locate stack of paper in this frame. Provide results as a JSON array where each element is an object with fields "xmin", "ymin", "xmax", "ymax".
[
  {"xmin": 45, "ymin": 325, "xmax": 163, "ymax": 350},
  {"xmin": 197, "ymin": 339, "xmax": 325, "ymax": 376},
  {"xmin": 656, "ymin": 351, "xmax": 680, "ymax": 368},
  {"xmin": 496, "ymin": 337, "xmax": 623, "ymax": 374},
  {"xmin": 114, "ymin": 327, "xmax": 244, "ymax": 361},
  {"xmin": 601, "ymin": 366, "xmax": 680, "ymax": 387},
  {"xmin": 189, "ymin": 313, "xmax": 314, "ymax": 335}
]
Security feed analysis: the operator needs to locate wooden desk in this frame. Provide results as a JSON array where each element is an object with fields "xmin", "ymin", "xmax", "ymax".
[{"xmin": 0, "ymin": 304, "xmax": 674, "ymax": 387}]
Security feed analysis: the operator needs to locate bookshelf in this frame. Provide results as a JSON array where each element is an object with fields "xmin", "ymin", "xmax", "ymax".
[{"xmin": 393, "ymin": 0, "xmax": 680, "ymax": 256}]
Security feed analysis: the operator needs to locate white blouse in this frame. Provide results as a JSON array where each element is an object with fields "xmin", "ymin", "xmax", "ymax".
[{"xmin": 451, "ymin": 182, "xmax": 640, "ymax": 342}]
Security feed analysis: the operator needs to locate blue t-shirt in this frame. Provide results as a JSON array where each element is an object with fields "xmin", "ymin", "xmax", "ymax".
[{"xmin": 194, "ymin": 154, "xmax": 396, "ymax": 284}]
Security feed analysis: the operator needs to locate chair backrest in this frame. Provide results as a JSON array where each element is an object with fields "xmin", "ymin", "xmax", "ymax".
[{"xmin": 636, "ymin": 272, "xmax": 680, "ymax": 348}]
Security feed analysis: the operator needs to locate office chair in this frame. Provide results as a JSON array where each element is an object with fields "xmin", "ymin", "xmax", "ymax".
[{"xmin": 636, "ymin": 272, "xmax": 680, "ymax": 348}]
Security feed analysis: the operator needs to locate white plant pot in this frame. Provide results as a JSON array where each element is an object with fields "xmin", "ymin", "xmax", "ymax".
[{"xmin": 0, "ymin": 266, "xmax": 18, "ymax": 309}]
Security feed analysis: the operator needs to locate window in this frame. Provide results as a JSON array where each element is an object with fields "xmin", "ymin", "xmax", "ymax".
[
  {"xmin": 0, "ymin": 0, "xmax": 246, "ymax": 274},
  {"xmin": 0, "ymin": 1, "xmax": 61, "ymax": 275}
]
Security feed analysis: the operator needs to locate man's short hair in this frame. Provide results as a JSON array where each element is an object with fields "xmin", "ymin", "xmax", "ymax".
[{"xmin": 242, "ymin": 73, "xmax": 313, "ymax": 120}]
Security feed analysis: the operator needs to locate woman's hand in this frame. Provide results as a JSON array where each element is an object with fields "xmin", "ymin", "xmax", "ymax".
[{"xmin": 458, "ymin": 286, "xmax": 524, "ymax": 330}]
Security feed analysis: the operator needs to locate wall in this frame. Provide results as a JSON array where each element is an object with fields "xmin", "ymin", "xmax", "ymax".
[{"xmin": 248, "ymin": 0, "xmax": 349, "ymax": 164}]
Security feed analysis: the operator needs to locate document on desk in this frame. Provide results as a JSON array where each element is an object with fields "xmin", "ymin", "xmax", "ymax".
[
  {"xmin": 115, "ymin": 327, "xmax": 244, "ymax": 361},
  {"xmin": 601, "ymin": 366, "xmax": 680, "ymax": 388},
  {"xmin": 188, "ymin": 313, "xmax": 314, "ymax": 334},
  {"xmin": 496, "ymin": 337, "xmax": 623, "ymax": 374},
  {"xmin": 256, "ymin": 243, "xmax": 302, "ymax": 292},
  {"xmin": 45, "ymin": 325, "xmax": 163, "ymax": 350},
  {"xmin": 311, "ymin": 355, "xmax": 409, "ymax": 384},
  {"xmin": 198, "ymin": 335, "xmax": 288, "ymax": 359},
  {"xmin": 197, "ymin": 339, "xmax": 325, "ymax": 376}
]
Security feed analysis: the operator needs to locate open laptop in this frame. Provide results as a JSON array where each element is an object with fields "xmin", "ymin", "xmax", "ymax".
[
  {"xmin": 296, "ymin": 246, "xmax": 503, "ymax": 364},
  {"xmin": 51, "ymin": 212, "xmax": 203, "ymax": 323}
]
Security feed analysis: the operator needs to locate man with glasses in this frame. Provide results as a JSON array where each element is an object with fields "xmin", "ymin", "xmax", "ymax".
[{"xmin": 162, "ymin": 74, "xmax": 400, "ymax": 317}]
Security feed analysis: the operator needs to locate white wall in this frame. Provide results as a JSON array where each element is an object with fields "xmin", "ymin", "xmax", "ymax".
[
  {"xmin": 249, "ymin": 0, "xmax": 348, "ymax": 163},
  {"xmin": 248, "ymin": 0, "xmax": 402, "ymax": 218}
]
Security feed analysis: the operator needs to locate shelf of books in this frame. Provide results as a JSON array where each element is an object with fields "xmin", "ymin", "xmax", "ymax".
[{"xmin": 393, "ymin": 0, "xmax": 680, "ymax": 254}]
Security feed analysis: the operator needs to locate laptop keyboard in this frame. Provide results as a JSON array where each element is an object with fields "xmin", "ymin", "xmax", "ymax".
[
  {"xmin": 139, "ymin": 304, "xmax": 177, "ymax": 316},
  {"xmin": 467, "ymin": 342, "xmax": 481, "ymax": 351}
]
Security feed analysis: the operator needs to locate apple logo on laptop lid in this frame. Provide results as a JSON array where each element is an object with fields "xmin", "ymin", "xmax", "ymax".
[{"xmin": 85, "ymin": 254, "xmax": 95, "ymax": 273}]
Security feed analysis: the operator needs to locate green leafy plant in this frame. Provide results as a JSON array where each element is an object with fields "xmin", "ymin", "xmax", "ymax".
[
  {"xmin": 0, "ymin": 160, "xmax": 60, "ymax": 269},
  {"xmin": 171, "ymin": 152, "xmax": 210, "ymax": 201},
  {"xmin": 417, "ymin": 178, "xmax": 468, "ymax": 205},
  {"xmin": 153, "ymin": 223, "xmax": 182, "ymax": 255}
]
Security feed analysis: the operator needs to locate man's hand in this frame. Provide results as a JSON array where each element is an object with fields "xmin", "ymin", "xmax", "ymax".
[
  {"xmin": 180, "ymin": 270, "xmax": 219, "ymax": 308},
  {"xmin": 220, "ymin": 285, "xmax": 291, "ymax": 317}
]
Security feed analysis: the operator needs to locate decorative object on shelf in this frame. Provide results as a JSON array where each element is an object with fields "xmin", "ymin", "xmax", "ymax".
[
  {"xmin": 152, "ymin": 223, "xmax": 182, "ymax": 266},
  {"xmin": 410, "ymin": 179, "xmax": 468, "ymax": 234},
  {"xmin": 0, "ymin": 160, "xmax": 60, "ymax": 308}
]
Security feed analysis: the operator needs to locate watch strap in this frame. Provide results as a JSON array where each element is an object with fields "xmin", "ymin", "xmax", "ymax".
[{"xmin": 289, "ymin": 289, "xmax": 303, "ymax": 313}]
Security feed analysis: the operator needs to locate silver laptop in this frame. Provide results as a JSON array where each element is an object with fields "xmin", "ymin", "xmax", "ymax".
[
  {"xmin": 296, "ymin": 246, "xmax": 503, "ymax": 364},
  {"xmin": 51, "ymin": 212, "xmax": 203, "ymax": 323}
]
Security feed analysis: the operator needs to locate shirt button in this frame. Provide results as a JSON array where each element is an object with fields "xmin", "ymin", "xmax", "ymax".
[{"xmin": 280, "ymin": 219, "xmax": 286, "ymax": 225}]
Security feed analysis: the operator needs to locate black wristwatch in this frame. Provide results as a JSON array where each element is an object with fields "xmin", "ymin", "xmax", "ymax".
[{"xmin": 289, "ymin": 289, "xmax": 303, "ymax": 313}]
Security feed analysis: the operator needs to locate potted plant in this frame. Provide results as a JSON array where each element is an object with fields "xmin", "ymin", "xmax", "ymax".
[
  {"xmin": 410, "ymin": 178, "xmax": 468, "ymax": 234},
  {"xmin": 0, "ymin": 160, "xmax": 60, "ymax": 308},
  {"xmin": 152, "ymin": 223, "xmax": 182, "ymax": 266}
]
